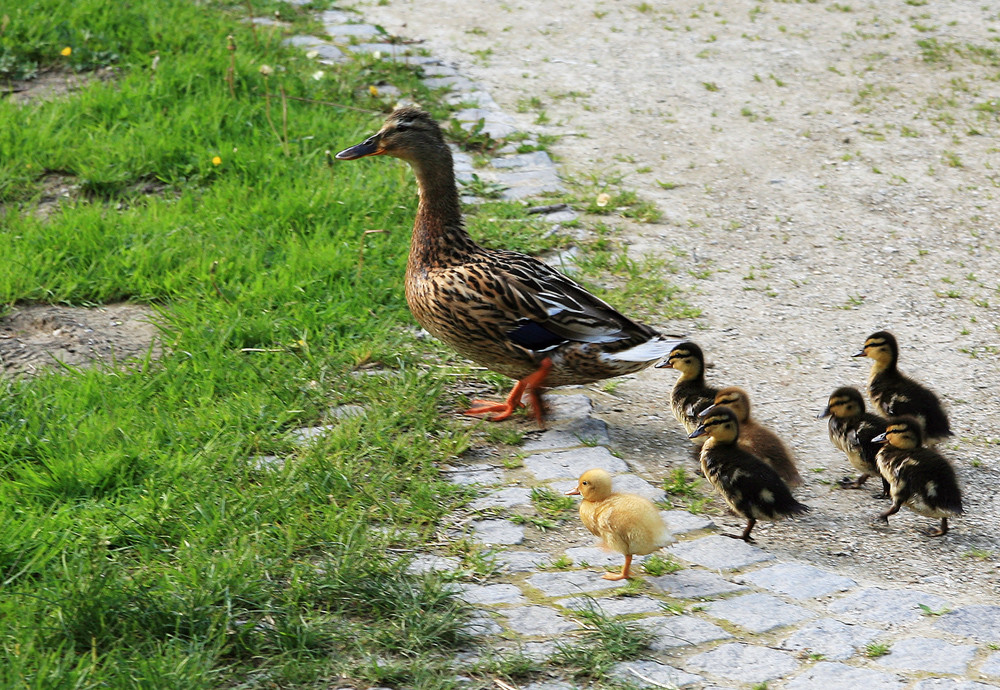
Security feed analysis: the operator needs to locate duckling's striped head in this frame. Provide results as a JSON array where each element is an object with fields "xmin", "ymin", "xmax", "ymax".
[
  {"xmin": 706, "ymin": 386, "xmax": 751, "ymax": 423},
  {"xmin": 655, "ymin": 341, "xmax": 706, "ymax": 374},
  {"xmin": 818, "ymin": 386, "xmax": 866, "ymax": 419},
  {"xmin": 872, "ymin": 416, "xmax": 924, "ymax": 449},
  {"xmin": 853, "ymin": 330, "xmax": 898, "ymax": 365},
  {"xmin": 336, "ymin": 106, "xmax": 447, "ymax": 162},
  {"xmin": 565, "ymin": 468, "xmax": 614, "ymax": 502},
  {"xmin": 689, "ymin": 405, "xmax": 739, "ymax": 443}
]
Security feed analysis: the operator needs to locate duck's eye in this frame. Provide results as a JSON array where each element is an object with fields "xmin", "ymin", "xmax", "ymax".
[{"xmin": 395, "ymin": 120, "xmax": 414, "ymax": 132}]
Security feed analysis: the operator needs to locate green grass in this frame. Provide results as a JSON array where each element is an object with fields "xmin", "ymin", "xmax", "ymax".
[
  {"xmin": 553, "ymin": 602, "xmax": 652, "ymax": 679},
  {"xmin": 0, "ymin": 1, "xmax": 492, "ymax": 687}
]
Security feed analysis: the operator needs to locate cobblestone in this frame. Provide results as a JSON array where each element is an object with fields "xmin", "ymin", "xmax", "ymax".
[
  {"xmin": 783, "ymin": 661, "xmax": 905, "ymax": 690},
  {"xmin": 780, "ymin": 617, "xmax": 880, "ymax": 661},
  {"xmin": 685, "ymin": 642, "xmax": 799, "ymax": 683},
  {"xmin": 739, "ymin": 562, "xmax": 856, "ymax": 599},
  {"xmin": 828, "ymin": 586, "xmax": 950, "ymax": 623},
  {"xmin": 650, "ymin": 569, "xmax": 748, "ymax": 599},
  {"xmin": 669, "ymin": 534, "xmax": 775, "ymax": 570},
  {"xmin": 705, "ymin": 592, "xmax": 814, "ymax": 633},
  {"xmin": 874, "ymin": 636, "xmax": 977, "ymax": 675}
]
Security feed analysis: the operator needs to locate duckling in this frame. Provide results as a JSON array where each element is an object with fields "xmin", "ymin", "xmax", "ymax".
[
  {"xmin": 818, "ymin": 386, "xmax": 889, "ymax": 495},
  {"xmin": 337, "ymin": 108, "xmax": 683, "ymax": 427},
  {"xmin": 701, "ymin": 387, "xmax": 802, "ymax": 487},
  {"xmin": 565, "ymin": 468, "xmax": 675, "ymax": 580},
  {"xmin": 689, "ymin": 406, "xmax": 809, "ymax": 543},
  {"xmin": 872, "ymin": 416, "xmax": 963, "ymax": 537},
  {"xmin": 853, "ymin": 331, "xmax": 952, "ymax": 443},
  {"xmin": 655, "ymin": 341, "xmax": 718, "ymax": 444}
]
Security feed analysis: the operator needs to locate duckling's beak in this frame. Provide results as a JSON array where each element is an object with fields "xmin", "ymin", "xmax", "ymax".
[
  {"xmin": 654, "ymin": 359, "xmax": 673, "ymax": 369},
  {"xmin": 335, "ymin": 134, "xmax": 385, "ymax": 160},
  {"xmin": 688, "ymin": 424, "xmax": 708, "ymax": 439},
  {"xmin": 817, "ymin": 406, "xmax": 831, "ymax": 419},
  {"xmin": 565, "ymin": 486, "xmax": 581, "ymax": 496},
  {"xmin": 698, "ymin": 404, "xmax": 719, "ymax": 419},
  {"xmin": 871, "ymin": 431, "xmax": 888, "ymax": 444},
  {"xmin": 851, "ymin": 348, "xmax": 866, "ymax": 358}
]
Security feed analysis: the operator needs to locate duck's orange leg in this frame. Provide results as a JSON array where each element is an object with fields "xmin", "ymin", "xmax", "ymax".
[
  {"xmin": 465, "ymin": 358, "xmax": 553, "ymax": 426},
  {"xmin": 603, "ymin": 554, "xmax": 632, "ymax": 581}
]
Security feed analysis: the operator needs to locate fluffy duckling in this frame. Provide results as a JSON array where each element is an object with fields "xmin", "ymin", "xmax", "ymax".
[
  {"xmin": 655, "ymin": 341, "xmax": 718, "ymax": 444},
  {"xmin": 872, "ymin": 416, "xmax": 963, "ymax": 537},
  {"xmin": 853, "ymin": 331, "xmax": 952, "ymax": 443},
  {"xmin": 818, "ymin": 386, "xmax": 889, "ymax": 495},
  {"xmin": 336, "ymin": 108, "xmax": 683, "ymax": 427},
  {"xmin": 565, "ymin": 468, "xmax": 675, "ymax": 580},
  {"xmin": 701, "ymin": 387, "xmax": 802, "ymax": 487},
  {"xmin": 689, "ymin": 406, "xmax": 809, "ymax": 542}
]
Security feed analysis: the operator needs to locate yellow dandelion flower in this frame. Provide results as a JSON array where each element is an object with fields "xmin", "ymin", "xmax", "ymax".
[
  {"xmin": 368, "ymin": 85, "xmax": 380, "ymax": 97},
  {"xmin": 61, "ymin": 47, "xmax": 72, "ymax": 57},
  {"xmin": 212, "ymin": 156, "xmax": 222, "ymax": 166}
]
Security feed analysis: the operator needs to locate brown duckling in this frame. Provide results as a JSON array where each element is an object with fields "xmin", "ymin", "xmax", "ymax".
[
  {"xmin": 566, "ymin": 468, "xmax": 675, "ymax": 580},
  {"xmin": 701, "ymin": 387, "xmax": 802, "ymax": 487},
  {"xmin": 336, "ymin": 108, "xmax": 682, "ymax": 427},
  {"xmin": 872, "ymin": 416, "xmax": 963, "ymax": 537},
  {"xmin": 655, "ymin": 341, "xmax": 718, "ymax": 444},
  {"xmin": 853, "ymin": 331, "xmax": 952, "ymax": 443},
  {"xmin": 689, "ymin": 406, "xmax": 809, "ymax": 543},
  {"xmin": 818, "ymin": 386, "xmax": 889, "ymax": 495}
]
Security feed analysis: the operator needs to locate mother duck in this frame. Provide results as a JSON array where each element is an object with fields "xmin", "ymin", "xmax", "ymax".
[{"xmin": 337, "ymin": 107, "xmax": 681, "ymax": 425}]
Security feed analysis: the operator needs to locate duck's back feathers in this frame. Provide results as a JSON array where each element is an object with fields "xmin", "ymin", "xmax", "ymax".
[
  {"xmin": 739, "ymin": 421, "xmax": 803, "ymax": 487},
  {"xmin": 581, "ymin": 493, "xmax": 675, "ymax": 556},
  {"xmin": 877, "ymin": 444, "xmax": 963, "ymax": 518},
  {"xmin": 870, "ymin": 372, "xmax": 952, "ymax": 440}
]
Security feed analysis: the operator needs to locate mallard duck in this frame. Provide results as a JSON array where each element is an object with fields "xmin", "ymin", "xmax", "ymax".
[
  {"xmin": 565, "ymin": 468, "xmax": 675, "ymax": 580},
  {"xmin": 700, "ymin": 387, "xmax": 802, "ymax": 487},
  {"xmin": 655, "ymin": 341, "xmax": 717, "ymax": 444},
  {"xmin": 689, "ymin": 406, "xmax": 809, "ymax": 542},
  {"xmin": 818, "ymin": 386, "xmax": 889, "ymax": 495},
  {"xmin": 853, "ymin": 331, "xmax": 952, "ymax": 443},
  {"xmin": 336, "ymin": 107, "xmax": 682, "ymax": 426},
  {"xmin": 872, "ymin": 416, "xmax": 963, "ymax": 536}
]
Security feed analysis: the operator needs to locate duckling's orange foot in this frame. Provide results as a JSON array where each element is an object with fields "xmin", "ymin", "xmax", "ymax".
[{"xmin": 601, "ymin": 572, "xmax": 630, "ymax": 581}]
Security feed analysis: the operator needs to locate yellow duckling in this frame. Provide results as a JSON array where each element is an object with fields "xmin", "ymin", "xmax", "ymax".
[{"xmin": 565, "ymin": 468, "xmax": 675, "ymax": 580}]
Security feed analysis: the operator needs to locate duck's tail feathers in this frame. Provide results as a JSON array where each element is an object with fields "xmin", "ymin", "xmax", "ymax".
[
  {"xmin": 787, "ymin": 500, "xmax": 811, "ymax": 516},
  {"xmin": 604, "ymin": 336, "xmax": 684, "ymax": 363}
]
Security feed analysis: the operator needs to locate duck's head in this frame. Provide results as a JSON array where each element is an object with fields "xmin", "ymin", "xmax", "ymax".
[
  {"xmin": 818, "ymin": 386, "xmax": 866, "ymax": 420},
  {"xmin": 689, "ymin": 405, "xmax": 739, "ymax": 443},
  {"xmin": 853, "ymin": 330, "xmax": 898, "ymax": 366},
  {"xmin": 655, "ymin": 341, "xmax": 706, "ymax": 376},
  {"xmin": 565, "ymin": 468, "xmax": 613, "ymax": 502},
  {"xmin": 335, "ymin": 106, "xmax": 447, "ymax": 163},
  {"xmin": 872, "ymin": 416, "xmax": 924, "ymax": 449},
  {"xmin": 702, "ymin": 386, "xmax": 750, "ymax": 423}
]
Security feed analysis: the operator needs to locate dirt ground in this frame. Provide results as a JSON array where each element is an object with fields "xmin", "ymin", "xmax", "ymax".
[{"xmin": 354, "ymin": 0, "xmax": 1000, "ymax": 602}]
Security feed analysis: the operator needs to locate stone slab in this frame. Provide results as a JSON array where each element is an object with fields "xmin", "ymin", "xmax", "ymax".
[
  {"xmin": 499, "ymin": 606, "xmax": 579, "ymax": 635},
  {"xmin": 470, "ymin": 519, "xmax": 524, "ymax": 545},
  {"xmin": 491, "ymin": 151, "xmax": 556, "ymax": 169},
  {"xmin": 685, "ymin": 643, "xmax": 799, "ymax": 683},
  {"xmin": 443, "ymin": 466, "xmax": 504, "ymax": 486},
  {"xmin": 981, "ymin": 651, "xmax": 1000, "ymax": 677},
  {"xmin": 829, "ymin": 587, "xmax": 950, "ymax": 623},
  {"xmin": 740, "ymin": 562, "xmax": 856, "ymax": 599},
  {"xmin": 470, "ymin": 486, "xmax": 533, "ymax": 510},
  {"xmin": 610, "ymin": 473, "xmax": 667, "ymax": 502},
  {"xmin": 458, "ymin": 583, "xmax": 527, "ymax": 606},
  {"xmin": 559, "ymin": 595, "xmax": 664, "ymax": 617},
  {"xmin": 668, "ymin": 535, "xmax": 774, "ymax": 570},
  {"xmin": 521, "ymin": 417, "xmax": 610, "ymax": 452},
  {"xmin": 463, "ymin": 611, "xmax": 503, "ymax": 637},
  {"xmin": 523, "ymin": 446, "xmax": 629, "ymax": 481},
  {"xmin": 405, "ymin": 554, "xmax": 461, "ymax": 575},
  {"xmin": 910, "ymin": 682, "xmax": 1000, "ymax": 690},
  {"xmin": 705, "ymin": 592, "xmax": 814, "ymax": 633},
  {"xmin": 610, "ymin": 659, "xmax": 704, "ymax": 688},
  {"xmin": 494, "ymin": 550, "xmax": 550, "ymax": 572},
  {"xmin": 637, "ymin": 615, "xmax": 732, "ymax": 650},
  {"xmin": 662, "ymin": 509, "xmax": 716, "ymax": 534},
  {"xmin": 781, "ymin": 617, "xmax": 880, "ymax": 661},
  {"xmin": 541, "ymin": 393, "xmax": 593, "ymax": 420},
  {"xmin": 784, "ymin": 661, "xmax": 905, "ymax": 690},
  {"xmin": 935, "ymin": 605, "xmax": 1000, "ymax": 642},
  {"xmin": 875, "ymin": 637, "xmax": 977, "ymax": 675},
  {"xmin": 525, "ymin": 570, "xmax": 626, "ymax": 597},
  {"xmin": 650, "ymin": 569, "xmax": 748, "ymax": 599},
  {"xmin": 565, "ymin": 545, "xmax": 637, "ymax": 568}
]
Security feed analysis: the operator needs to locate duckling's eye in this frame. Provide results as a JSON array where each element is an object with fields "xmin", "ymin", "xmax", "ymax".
[{"xmin": 582, "ymin": 481, "xmax": 589, "ymax": 485}]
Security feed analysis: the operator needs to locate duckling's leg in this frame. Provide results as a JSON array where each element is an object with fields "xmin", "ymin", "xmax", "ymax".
[
  {"xmin": 723, "ymin": 519, "xmax": 757, "ymax": 543},
  {"xmin": 603, "ymin": 554, "xmax": 632, "ymax": 581},
  {"xmin": 464, "ymin": 358, "xmax": 553, "ymax": 426},
  {"xmin": 876, "ymin": 501, "xmax": 902, "ymax": 526},
  {"xmin": 838, "ymin": 474, "xmax": 869, "ymax": 489},
  {"xmin": 925, "ymin": 518, "xmax": 949, "ymax": 537}
]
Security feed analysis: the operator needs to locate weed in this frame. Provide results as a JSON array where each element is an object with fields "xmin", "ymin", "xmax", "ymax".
[
  {"xmin": 531, "ymin": 487, "xmax": 576, "ymax": 520},
  {"xmin": 866, "ymin": 642, "xmax": 891, "ymax": 658},
  {"xmin": 919, "ymin": 603, "xmax": 951, "ymax": 617},
  {"xmin": 643, "ymin": 554, "xmax": 684, "ymax": 576},
  {"xmin": 553, "ymin": 604, "xmax": 652, "ymax": 679}
]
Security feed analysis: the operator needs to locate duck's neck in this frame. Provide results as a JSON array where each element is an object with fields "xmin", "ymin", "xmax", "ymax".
[
  {"xmin": 406, "ymin": 150, "xmax": 479, "ymax": 271},
  {"xmin": 868, "ymin": 355, "xmax": 896, "ymax": 381},
  {"xmin": 677, "ymin": 366, "xmax": 705, "ymax": 384}
]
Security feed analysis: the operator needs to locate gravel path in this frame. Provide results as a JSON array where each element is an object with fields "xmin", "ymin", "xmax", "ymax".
[{"xmin": 295, "ymin": 4, "xmax": 1000, "ymax": 687}]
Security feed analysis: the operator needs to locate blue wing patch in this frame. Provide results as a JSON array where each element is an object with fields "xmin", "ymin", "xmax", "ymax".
[{"xmin": 506, "ymin": 320, "xmax": 567, "ymax": 352}]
